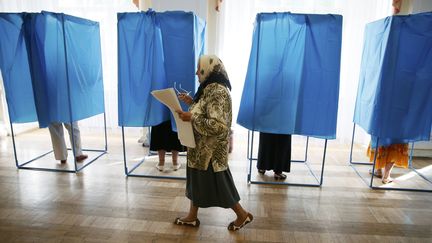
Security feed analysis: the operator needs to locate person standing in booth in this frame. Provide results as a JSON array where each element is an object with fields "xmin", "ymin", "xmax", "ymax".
[
  {"xmin": 48, "ymin": 122, "xmax": 87, "ymax": 163},
  {"xmin": 256, "ymin": 133, "xmax": 292, "ymax": 180},
  {"xmin": 150, "ymin": 119, "xmax": 185, "ymax": 172},
  {"xmin": 368, "ymin": 138, "xmax": 408, "ymax": 184}
]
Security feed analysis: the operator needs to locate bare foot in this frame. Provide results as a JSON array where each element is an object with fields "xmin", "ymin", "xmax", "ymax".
[{"xmin": 75, "ymin": 154, "xmax": 88, "ymax": 162}]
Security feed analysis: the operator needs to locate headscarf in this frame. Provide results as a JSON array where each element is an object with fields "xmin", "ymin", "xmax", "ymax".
[{"xmin": 193, "ymin": 55, "xmax": 231, "ymax": 102}]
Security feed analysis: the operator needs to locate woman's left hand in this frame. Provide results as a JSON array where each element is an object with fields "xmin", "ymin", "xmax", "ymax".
[
  {"xmin": 176, "ymin": 110, "xmax": 192, "ymax": 122},
  {"xmin": 178, "ymin": 93, "xmax": 193, "ymax": 106}
]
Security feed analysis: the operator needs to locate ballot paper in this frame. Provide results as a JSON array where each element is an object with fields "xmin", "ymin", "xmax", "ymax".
[{"xmin": 151, "ymin": 88, "xmax": 196, "ymax": 148}]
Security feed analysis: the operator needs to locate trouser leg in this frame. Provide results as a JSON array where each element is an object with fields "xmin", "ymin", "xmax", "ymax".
[
  {"xmin": 64, "ymin": 122, "xmax": 82, "ymax": 157},
  {"xmin": 48, "ymin": 122, "xmax": 67, "ymax": 161}
]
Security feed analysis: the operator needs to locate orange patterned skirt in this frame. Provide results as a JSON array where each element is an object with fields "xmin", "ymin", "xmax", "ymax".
[{"xmin": 367, "ymin": 143, "xmax": 409, "ymax": 169}]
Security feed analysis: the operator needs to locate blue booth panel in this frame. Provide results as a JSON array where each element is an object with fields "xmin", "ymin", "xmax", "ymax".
[
  {"xmin": 23, "ymin": 11, "xmax": 104, "ymax": 128},
  {"xmin": 157, "ymin": 11, "xmax": 206, "ymax": 110},
  {"xmin": 0, "ymin": 13, "xmax": 38, "ymax": 123},
  {"xmin": 354, "ymin": 12, "xmax": 432, "ymax": 146},
  {"xmin": 118, "ymin": 11, "xmax": 206, "ymax": 127},
  {"xmin": 237, "ymin": 13, "xmax": 342, "ymax": 139}
]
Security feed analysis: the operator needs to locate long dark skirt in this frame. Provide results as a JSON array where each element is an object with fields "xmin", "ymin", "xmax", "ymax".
[
  {"xmin": 150, "ymin": 120, "xmax": 186, "ymax": 152},
  {"xmin": 186, "ymin": 164, "xmax": 240, "ymax": 208},
  {"xmin": 257, "ymin": 132, "xmax": 292, "ymax": 173}
]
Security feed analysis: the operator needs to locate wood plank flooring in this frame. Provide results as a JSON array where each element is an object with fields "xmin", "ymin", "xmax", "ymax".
[{"xmin": 0, "ymin": 127, "xmax": 431, "ymax": 242}]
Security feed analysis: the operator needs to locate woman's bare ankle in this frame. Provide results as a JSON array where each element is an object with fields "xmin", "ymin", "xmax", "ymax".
[{"xmin": 181, "ymin": 215, "xmax": 198, "ymax": 221}]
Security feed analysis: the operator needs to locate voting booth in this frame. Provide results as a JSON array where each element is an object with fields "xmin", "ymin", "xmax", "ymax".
[
  {"xmin": 0, "ymin": 12, "xmax": 107, "ymax": 172},
  {"xmin": 237, "ymin": 12, "xmax": 343, "ymax": 186},
  {"xmin": 118, "ymin": 10, "xmax": 205, "ymax": 179},
  {"xmin": 349, "ymin": 12, "xmax": 432, "ymax": 192}
]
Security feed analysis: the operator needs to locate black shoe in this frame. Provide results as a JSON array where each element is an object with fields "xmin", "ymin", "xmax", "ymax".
[
  {"xmin": 227, "ymin": 213, "xmax": 253, "ymax": 231},
  {"xmin": 174, "ymin": 217, "xmax": 200, "ymax": 227}
]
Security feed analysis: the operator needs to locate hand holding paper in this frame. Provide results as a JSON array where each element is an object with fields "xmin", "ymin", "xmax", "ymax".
[{"xmin": 176, "ymin": 110, "xmax": 192, "ymax": 122}]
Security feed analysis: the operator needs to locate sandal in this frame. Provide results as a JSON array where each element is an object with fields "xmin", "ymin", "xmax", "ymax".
[
  {"xmin": 155, "ymin": 164, "xmax": 164, "ymax": 172},
  {"xmin": 228, "ymin": 213, "xmax": 253, "ymax": 231},
  {"xmin": 382, "ymin": 177, "xmax": 394, "ymax": 184},
  {"xmin": 174, "ymin": 217, "xmax": 200, "ymax": 227},
  {"xmin": 274, "ymin": 172, "xmax": 287, "ymax": 180},
  {"xmin": 172, "ymin": 163, "xmax": 181, "ymax": 171},
  {"xmin": 258, "ymin": 169, "xmax": 266, "ymax": 175}
]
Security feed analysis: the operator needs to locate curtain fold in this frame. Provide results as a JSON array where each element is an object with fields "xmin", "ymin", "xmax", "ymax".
[
  {"xmin": 117, "ymin": 11, "xmax": 170, "ymax": 127},
  {"xmin": 0, "ymin": 13, "xmax": 37, "ymax": 123}
]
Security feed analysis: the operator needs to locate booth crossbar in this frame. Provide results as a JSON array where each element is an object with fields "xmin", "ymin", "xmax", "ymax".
[{"xmin": 247, "ymin": 130, "xmax": 327, "ymax": 187}]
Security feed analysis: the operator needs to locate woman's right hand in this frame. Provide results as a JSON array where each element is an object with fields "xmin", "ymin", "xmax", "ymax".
[
  {"xmin": 178, "ymin": 93, "xmax": 193, "ymax": 106},
  {"xmin": 176, "ymin": 110, "xmax": 192, "ymax": 122}
]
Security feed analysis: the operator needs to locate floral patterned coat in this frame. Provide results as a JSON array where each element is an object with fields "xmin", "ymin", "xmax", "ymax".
[{"xmin": 188, "ymin": 83, "xmax": 231, "ymax": 172}]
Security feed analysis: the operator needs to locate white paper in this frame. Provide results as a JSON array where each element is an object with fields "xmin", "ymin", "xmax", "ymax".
[{"xmin": 151, "ymin": 88, "xmax": 196, "ymax": 148}]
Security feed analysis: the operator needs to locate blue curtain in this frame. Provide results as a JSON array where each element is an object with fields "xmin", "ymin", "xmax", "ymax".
[
  {"xmin": 157, "ymin": 11, "xmax": 206, "ymax": 111},
  {"xmin": 237, "ymin": 13, "xmax": 342, "ymax": 139},
  {"xmin": 354, "ymin": 12, "xmax": 432, "ymax": 146},
  {"xmin": 0, "ymin": 12, "xmax": 104, "ymax": 128},
  {"xmin": 64, "ymin": 14, "xmax": 105, "ymax": 124},
  {"xmin": 117, "ymin": 11, "xmax": 206, "ymax": 127},
  {"xmin": 0, "ymin": 13, "xmax": 37, "ymax": 123},
  {"xmin": 117, "ymin": 11, "xmax": 170, "ymax": 127},
  {"xmin": 24, "ymin": 11, "xmax": 104, "ymax": 128}
]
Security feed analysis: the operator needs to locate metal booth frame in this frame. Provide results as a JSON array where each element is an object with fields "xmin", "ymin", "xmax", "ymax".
[{"xmin": 349, "ymin": 123, "xmax": 432, "ymax": 193}]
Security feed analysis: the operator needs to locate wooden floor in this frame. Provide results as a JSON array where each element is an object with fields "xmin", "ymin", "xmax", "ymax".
[{"xmin": 0, "ymin": 127, "xmax": 431, "ymax": 242}]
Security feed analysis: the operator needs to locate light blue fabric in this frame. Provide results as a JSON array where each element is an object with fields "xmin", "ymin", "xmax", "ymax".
[
  {"xmin": 0, "ymin": 13, "xmax": 37, "ymax": 123},
  {"xmin": 117, "ymin": 11, "xmax": 206, "ymax": 128},
  {"xmin": 24, "ymin": 11, "xmax": 104, "ymax": 128},
  {"xmin": 117, "ymin": 11, "xmax": 170, "ymax": 127},
  {"xmin": 354, "ymin": 12, "xmax": 432, "ymax": 146},
  {"xmin": 237, "ymin": 13, "xmax": 342, "ymax": 139},
  {"xmin": 64, "ymin": 14, "xmax": 105, "ymax": 124},
  {"xmin": 157, "ymin": 11, "xmax": 206, "ymax": 112}
]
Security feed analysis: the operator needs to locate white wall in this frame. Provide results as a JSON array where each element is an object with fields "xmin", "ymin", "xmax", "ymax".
[
  {"xmin": 411, "ymin": 0, "xmax": 432, "ymax": 13},
  {"xmin": 143, "ymin": 0, "xmax": 208, "ymax": 21}
]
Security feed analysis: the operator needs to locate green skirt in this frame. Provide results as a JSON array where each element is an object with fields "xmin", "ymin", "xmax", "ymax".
[{"xmin": 186, "ymin": 164, "xmax": 240, "ymax": 208}]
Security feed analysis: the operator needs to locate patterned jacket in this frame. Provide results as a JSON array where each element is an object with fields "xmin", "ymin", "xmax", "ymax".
[{"xmin": 188, "ymin": 83, "xmax": 231, "ymax": 172}]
